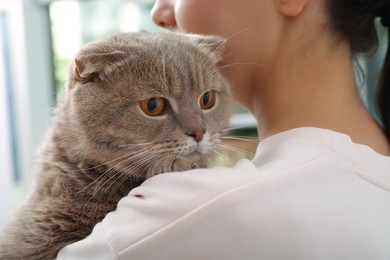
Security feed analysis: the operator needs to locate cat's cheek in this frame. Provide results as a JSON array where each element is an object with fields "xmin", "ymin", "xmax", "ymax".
[
  {"xmin": 179, "ymin": 139, "xmax": 198, "ymax": 156},
  {"xmin": 145, "ymin": 155, "xmax": 199, "ymax": 178},
  {"xmin": 196, "ymin": 133, "xmax": 212, "ymax": 155}
]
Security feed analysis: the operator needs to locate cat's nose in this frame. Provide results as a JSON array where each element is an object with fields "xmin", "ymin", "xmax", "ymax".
[
  {"xmin": 187, "ymin": 130, "xmax": 206, "ymax": 143},
  {"xmin": 151, "ymin": 0, "xmax": 177, "ymax": 30}
]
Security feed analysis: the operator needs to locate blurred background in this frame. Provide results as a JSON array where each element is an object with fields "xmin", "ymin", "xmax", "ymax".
[{"xmin": 0, "ymin": 0, "xmax": 387, "ymax": 230}]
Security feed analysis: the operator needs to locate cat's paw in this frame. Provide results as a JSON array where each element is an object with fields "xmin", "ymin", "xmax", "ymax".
[{"xmin": 146, "ymin": 155, "xmax": 199, "ymax": 178}]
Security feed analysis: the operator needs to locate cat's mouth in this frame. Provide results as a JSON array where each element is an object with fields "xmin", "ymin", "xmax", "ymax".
[
  {"xmin": 179, "ymin": 132, "xmax": 219, "ymax": 160},
  {"xmin": 186, "ymin": 141, "xmax": 215, "ymax": 160},
  {"xmin": 181, "ymin": 144, "xmax": 206, "ymax": 157}
]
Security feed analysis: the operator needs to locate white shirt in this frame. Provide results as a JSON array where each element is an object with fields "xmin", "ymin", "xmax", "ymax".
[{"xmin": 57, "ymin": 127, "xmax": 390, "ymax": 259}]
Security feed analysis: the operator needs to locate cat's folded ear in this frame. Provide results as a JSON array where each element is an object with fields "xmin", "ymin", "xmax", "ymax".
[
  {"xmin": 189, "ymin": 34, "xmax": 226, "ymax": 61},
  {"xmin": 73, "ymin": 47, "xmax": 126, "ymax": 83}
]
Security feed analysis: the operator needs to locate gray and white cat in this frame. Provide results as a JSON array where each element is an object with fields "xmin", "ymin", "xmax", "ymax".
[{"xmin": 0, "ymin": 31, "xmax": 231, "ymax": 260}]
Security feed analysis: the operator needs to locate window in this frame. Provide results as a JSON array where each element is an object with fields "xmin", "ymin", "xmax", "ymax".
[
  {"xmin": 49, "ymin": 0, "xmax": 158, "ymax": 94},
  {"xmin": 0, "ymin": 0, "xmax": 54, "ymax": 229},
  {"xmin": 0, "ymin": 9, "xmax": 15, "ymax": 229}
]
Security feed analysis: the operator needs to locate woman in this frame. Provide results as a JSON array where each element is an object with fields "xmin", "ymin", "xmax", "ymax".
[{"xmin": 58, "ymin": 0, "xmax": 390, "ymax": 259}]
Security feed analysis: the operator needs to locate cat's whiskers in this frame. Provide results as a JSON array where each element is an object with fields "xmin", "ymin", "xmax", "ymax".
[
  {"xmin": 83, "ymin": 136, "xmax": 220, "ymax": 208},
  {"xmin": 224, "ymin": 135, "xmax": 259, "ymax": 140},
  {"xmin": 84, "ymin": 144, "xmax": 172, "ymax": 208},
  {"xmin": 217, "ymin": 142, "xmax": 255, "ymax": 158},
  {"xmin": 106, "ymin": 151, "xmax": 169, "ymax": 200},
  {"xmin": 225, "ymin": 28, "xmax": 254, "ymax": 43},
  {"xmin": 203, "ymin": 28, "xmax": 261, "ymax": 80},
  {"xmin": 204, "ymin": 27, "xmax": 254, "ymax": 73},
  {"xmin": 208, "ymin": 62, "xmax": 264, "ymax": 78},
  {"xmin": 211, "ymin": 149, "xmax": 223, "ymax": 157},
  {"xmin": 220, "ymin": 125, "xmax": 258, "ymax": 133},
  {"xmin": 209, "ymin": 135, "xmax": 222, "ymax": 150},
  {"xmin": 67, "ymin": 140, "xmax": 85, "ymax": 154},
  {"xmin": 72, "ymin": 144, "xmax": 154, "ymax": 174},
  {"xmin": 82, "ymin": 171, "xmax": 124, "ymax": 210},
  {"xmin": 82, "ymin": 169, "xmax": 124, "ymax": 210},
  {"xmin": 91, "ymin": 171, "xmax": 126, "ymax": 208},
  {"xmin": 221, "ymin": 136, "xmax": 260, "ymax": 144},
  {"xmin": 77, "ymin": 147, "xmax": 152, "ymax": 195},
  {"xmin": 90, "ymin": 148, "xmax": 151, "ymax": 190},
  {"xmin": 118, "ymin": 142, "xmax": 155, "ymax": 149},
  {"xmin": 94, "ymin": 150, "xmax": 170, "ymax": 208},
  {"xmin": 218, "ymin": 62, "xmax": 264, "ymax": 70}
]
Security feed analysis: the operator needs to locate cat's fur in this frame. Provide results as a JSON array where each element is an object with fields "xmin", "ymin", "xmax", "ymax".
[{"xmin": 0, "ymin": 31, "xmax": 231, "ymax": 260}]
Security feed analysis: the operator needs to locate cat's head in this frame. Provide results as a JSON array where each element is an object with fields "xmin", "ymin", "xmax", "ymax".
[{"xmin": 59, "ymin": 31, "xmax": 231, "ymax": 176}]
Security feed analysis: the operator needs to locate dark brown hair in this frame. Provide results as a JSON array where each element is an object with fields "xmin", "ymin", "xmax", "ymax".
[{"xmin": 328, "ymin": 0, "xmax": 390, "ymax": 141}]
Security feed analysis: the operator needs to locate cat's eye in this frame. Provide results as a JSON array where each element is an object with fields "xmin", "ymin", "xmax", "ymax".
[
  {"xmin": 140, "ymin": 97, "xmax": 167, "ymax": 116},
  {"xmin": 199, "ymin": 90, "xmax": 216, "ymax": 110}
]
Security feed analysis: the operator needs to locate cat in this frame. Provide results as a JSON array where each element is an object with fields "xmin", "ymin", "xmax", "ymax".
[{"xmin": 0, "ymin": 31, "xmax": 231, "ymax": 260}]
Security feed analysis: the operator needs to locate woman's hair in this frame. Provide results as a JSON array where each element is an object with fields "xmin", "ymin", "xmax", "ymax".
[{"xmin": 327, "ymin": 0, "xmax": 390, "ymax": 141}]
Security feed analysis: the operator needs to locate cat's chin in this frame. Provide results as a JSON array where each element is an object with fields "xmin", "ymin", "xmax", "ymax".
[{"xmin": 188, "ymin": 151, "xmax": 204, "ymax": 162}]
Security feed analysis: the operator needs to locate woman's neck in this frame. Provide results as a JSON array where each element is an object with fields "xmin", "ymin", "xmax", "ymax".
[{"xmin": 251, "ymin": 38, "xmax": 390, "ymax": 155}]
